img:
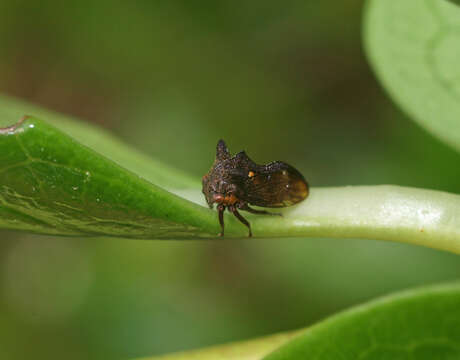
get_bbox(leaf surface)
[364,0,460,153]
[264,283,460,360]
[138,331,302,360]
[138,283,460,360]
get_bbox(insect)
[202,140,309,237]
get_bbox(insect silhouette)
[202,140,309,237]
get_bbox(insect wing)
[243,162,309,207]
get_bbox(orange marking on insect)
[213,194,238,205]
[213,194,224,203]
[248,171,255,178]
[293,179,309,198]
[223,194,238,205]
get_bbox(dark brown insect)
[202,140,309,237]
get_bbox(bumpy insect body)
[202,140,309,237]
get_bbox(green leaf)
[0,116,220,238]
[263,282,460,360]
[135,283,460,360]
[1,95,460,247]
[137,330,303,360]
[364,0,460,153]
[0,95,198,190]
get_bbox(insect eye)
[248,171,255,178]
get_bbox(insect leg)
[217,204,225,237]
[229,205,252,237]
[237,203,282,217]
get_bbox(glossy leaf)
[137,283,460,360]
[364,0,460,153]
[0,95,198,190]
[0,114,220,238]
[1,96,460,247]
[264,282,460,359]
[138,331,303,360]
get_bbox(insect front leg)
[217,204,225,237]
[237,202,282,217]
[228,205,252,237]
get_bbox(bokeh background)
[1,1,460,359]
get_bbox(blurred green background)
[1,1,460,359]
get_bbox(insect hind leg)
[238,203,282,217]
[217,204,225,236]
[229,205,252,237]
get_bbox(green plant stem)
[176,185,460,253]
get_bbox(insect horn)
[216,139,231,160]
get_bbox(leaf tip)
[0,115,33,135]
